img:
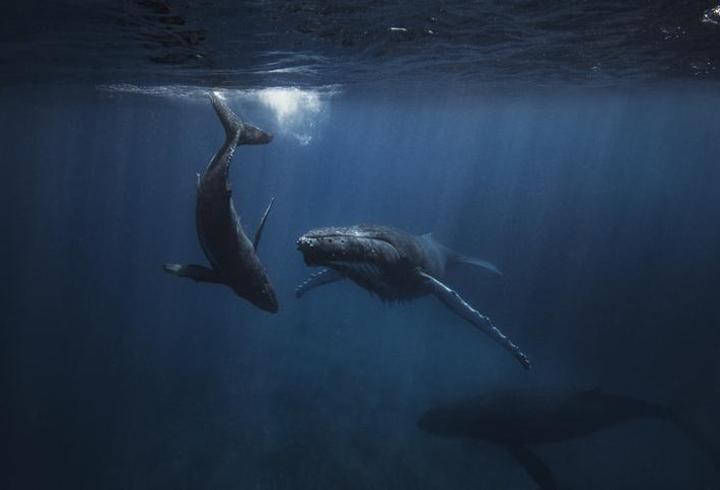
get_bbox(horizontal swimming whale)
[295,225,530,369]
[418,387,718,489]
[164,93,278,313]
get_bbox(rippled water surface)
[3,0,720,88]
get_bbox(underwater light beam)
[250,86,332,145]
[255,87,322,125]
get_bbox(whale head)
[246,280,279,313]
[296,225,402,269]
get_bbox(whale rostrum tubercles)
[295,224,530,369]
[164,92,278,313]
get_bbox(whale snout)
[297,229,388,267]
[263,296,279,313]
[255,285,279,313]
[296,235,315,251]
[297,235,324,266]
[297,232,350,253]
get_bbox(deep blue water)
[3,85,720,489]
[3,2,720,489]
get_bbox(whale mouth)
[328,260,384,278]
[296,232,398,269]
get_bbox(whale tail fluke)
[209,91,273,145]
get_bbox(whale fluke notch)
[253,196,275,251]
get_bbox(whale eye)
[327,238,333,243]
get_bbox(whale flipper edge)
[296,268,344,298]
[418,270,531,369]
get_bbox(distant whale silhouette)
[418,387,718,489]
[164,92,278,313]
[296,224,530,368]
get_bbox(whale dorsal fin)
[454,254,503,276]
[253,197,276,251]
[163,264,223,284]
[421,233,503,276]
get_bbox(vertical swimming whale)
[164,92,279,313]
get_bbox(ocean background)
[3,2,720,489]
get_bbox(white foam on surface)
[99,84,339,145]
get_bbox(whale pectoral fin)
[253,196,276,251]
[163,264,223,284]
[417,270,531,369]
[507,445,557,490]
[296,268,344,298]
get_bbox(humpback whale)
[418,387,718,489]
[295,225,530,369]
[164,93,278,313]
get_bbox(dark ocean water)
[3,2,720,490]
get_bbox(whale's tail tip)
[209,91,273,145]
